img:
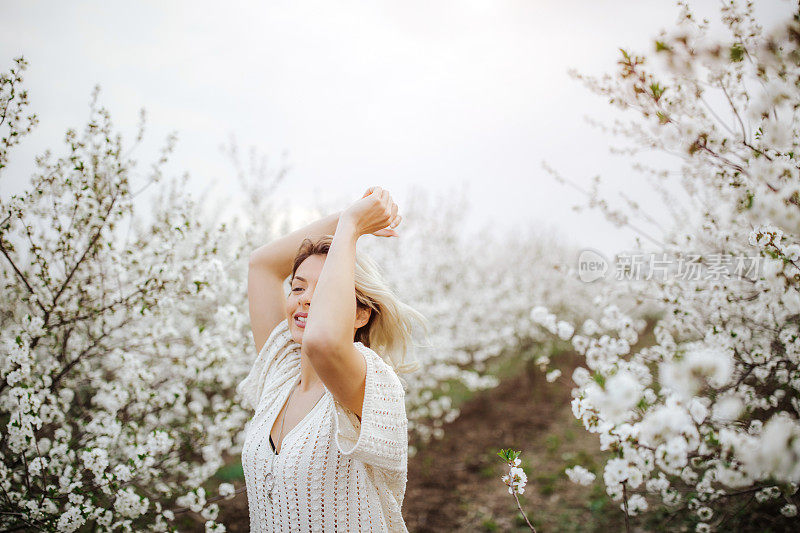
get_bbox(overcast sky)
[0,0,794,257]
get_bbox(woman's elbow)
[249,249,277,271]
[301,333,348,359]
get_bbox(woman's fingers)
[369,187,391,219]
[373,227,399,237]
[357,186,401,235]
[381,191,390,213]
[373,228,397,237]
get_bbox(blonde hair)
[291,235,430,378]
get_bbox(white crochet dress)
[237,318,410,532]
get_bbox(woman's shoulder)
[237,317,300,410]
[353,341,407,396]
[266,317,291,345]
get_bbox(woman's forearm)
[249,210,343,280]
[301,216,361,348]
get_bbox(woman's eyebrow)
[293,276,307,282]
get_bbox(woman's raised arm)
[249,210,343,278]
[248,210,343,353]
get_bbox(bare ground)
[401,350,624,533]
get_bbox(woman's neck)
[298,354,324,392]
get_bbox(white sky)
[0,0,794,257]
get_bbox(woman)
[237,186,428,532]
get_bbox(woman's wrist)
[335,213,362,241]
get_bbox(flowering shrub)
[523,0,800,530]
[0,57,253,531]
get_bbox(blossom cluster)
[501,456,528,496]
[565,465,596,486]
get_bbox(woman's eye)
[291,287,303,292]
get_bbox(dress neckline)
[270,375,329,455]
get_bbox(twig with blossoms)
[497,449,536,532]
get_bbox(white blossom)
[546,369,562,383]
[565,465,596,486]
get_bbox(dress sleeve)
[236,318,297,411]
[332,342,409,472]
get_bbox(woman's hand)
[341,186,402,238]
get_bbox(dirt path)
[402,350,622,532]
[403,356,563,531]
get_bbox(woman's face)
[286,254,371,345]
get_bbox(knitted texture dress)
[237,318,410,532]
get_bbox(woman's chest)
[270,385,328,453]
[244,384,334,463]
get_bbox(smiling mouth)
[293,314,307,328]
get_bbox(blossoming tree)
[505,1,800,530]
[0,56,256,532]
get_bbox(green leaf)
[730,43,745,62]
[650,82,666,101]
